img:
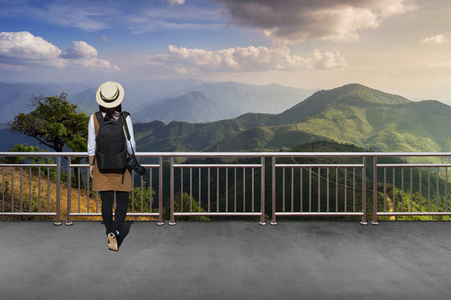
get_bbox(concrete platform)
[1,221,451,300]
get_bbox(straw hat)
[96,81,125,108]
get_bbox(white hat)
[96,81,125,108]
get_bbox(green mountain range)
[133,83,451,153]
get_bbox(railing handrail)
[4,151,451,158]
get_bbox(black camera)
[126,155,146,176]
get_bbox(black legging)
[100,191,129,235]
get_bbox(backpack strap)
[95,111,105,127]
[120,112,134,155]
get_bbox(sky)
[1,0,451,101]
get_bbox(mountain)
[134,91,227,124]
[131,83,451,153]
[0,82,83,122]
[168,82,313,120]
[0,80,313,124]
[127,78,205,101]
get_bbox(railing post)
[360,156,368,225]
[157,157,164,225]
[372,156,379,225]
[169,157,176,226]
[54,156,62,226]
[259,157,266,225]
[271,157,277,225]
[66,156,73,226]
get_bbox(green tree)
[9,93,89,153]
[9,93,89,187]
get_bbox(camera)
[126,155,146,176]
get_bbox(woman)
[87,81,136,252]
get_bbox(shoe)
[107,232,119,252]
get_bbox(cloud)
[167,0,185,5]
[0,31,61,64]
[420,34,448,44]
[147,44,345,73]
[96,35,113,42]
[62,41,97,59]
[214,0,417,43]
[0,31,118,70]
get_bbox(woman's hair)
[99,104,122,121]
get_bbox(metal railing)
[2,152,451,225]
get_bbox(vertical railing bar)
[392,168,395,213]
[335,167,338,213]
[2,168,4,212]
[428,167,431,212]
[344,168,347,213]
[38,167,41,213]
[66,157,72,225]
[234,168,237,213]
[20,167,23,212]
[353,168,356,213]
[190,168,193,213]
[169,157,175,225]
[309,167,312,213]
[55,157,61,225]
[226,168,229,213]
[158,157,163,225]
[300,167,303,213]
[77,167,80,213]
[87,167,90,214]
[141,174,144,213]
[150,167,153,212]
[11,167,14,212]
[252,168,255,213]
[217,168,219,213]
[317,167,320,213]
[401,168,404,213]
[260,157,265,225]
[446,167,449,213]
[419,167,422,212]
[131,170,135,213]
[361,157,367,225]
[243,167,247,213]
[410,167,413,213]
[291,167,294,213]
[199,167,201,213]
[47,167,50,213]
[283,167,286,213]
[208,168,211,213]
[180,168,183,213]
[383,168,386,212]
[372,157,378,225]
[327,168,329,213]
[271,157,276,225]
[436,167,439,212]
[29,167,32,213]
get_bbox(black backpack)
[95,111,129,173]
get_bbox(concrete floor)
[1,221,451,300]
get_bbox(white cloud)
[420,34,448,45]
[0,31,61,63]
[0,31,118,71]
[147,44,345,73]
[214,0,417,43]
[167,0,185,5]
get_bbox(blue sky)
[1,0,451,101]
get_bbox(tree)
[9,93,89,153]
[9,93,89,187]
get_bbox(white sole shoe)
[107,233,118,252]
